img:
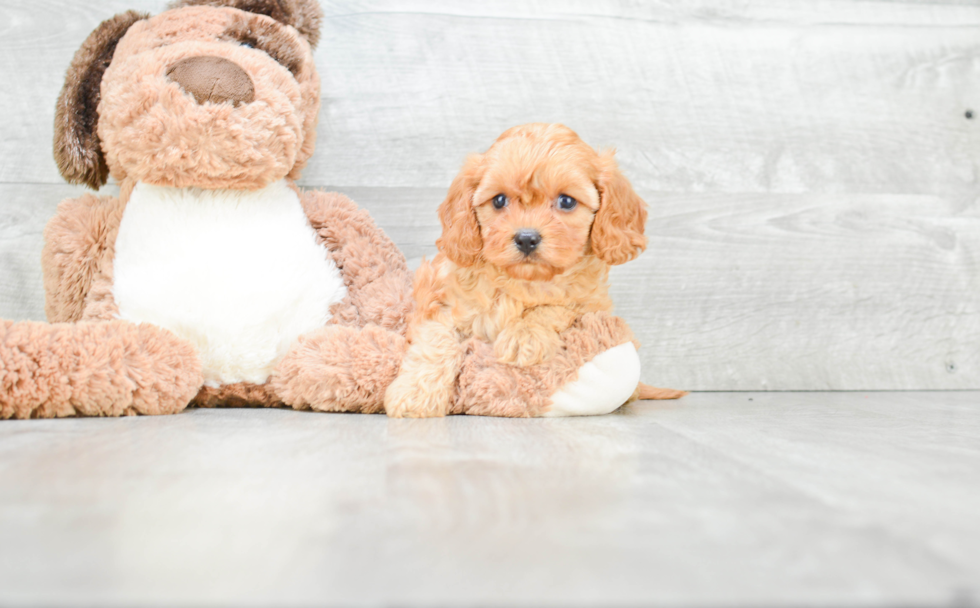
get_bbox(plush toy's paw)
[1,319,202,419]
[273,324,405,414]
[541,342,641,417]
[494,322,560,367]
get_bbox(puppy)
[384,123,680,418]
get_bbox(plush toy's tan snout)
[166,55,256,106]
[54,0,323,191]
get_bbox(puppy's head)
[437,123,647,281]
[54,0,322,190]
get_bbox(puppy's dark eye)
[557,194,578,211]
[492,194,508,209]
[240,41,255,49]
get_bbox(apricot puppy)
[384,123,665,418]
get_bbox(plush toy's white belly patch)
[113,180,346,387]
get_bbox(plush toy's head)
[54,0,323,191]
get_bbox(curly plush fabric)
[0,320,202,419]
[274,323,407,413]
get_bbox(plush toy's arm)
[300,190,413,332]
[41,194,125,323]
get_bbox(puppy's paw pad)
[541,342,641,417]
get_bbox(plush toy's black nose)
[514,229,542,255]
[166,56,255,106]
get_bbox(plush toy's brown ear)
[168,0,323,48]
[53,11,147,190]
[436,154,485,267]
[591,150,648,265]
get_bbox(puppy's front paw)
[383,372,450,418]
[494,323,560,367]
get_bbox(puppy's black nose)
[514,229,542,255]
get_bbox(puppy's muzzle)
[167,56,255,106]
[514,229,542,256]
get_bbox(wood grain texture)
[307,1,980,195]
[0,393,978,605]
[0,0,978,390]
[0,0,978,192]
[630,191,980,390]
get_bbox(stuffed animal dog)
[384,124,685,417]
[0,0,412,418]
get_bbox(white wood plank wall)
[0,1,978,390]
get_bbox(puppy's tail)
[636,382,688,400]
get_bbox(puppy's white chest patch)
[113,180,346,387]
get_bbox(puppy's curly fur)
[384,123,663,418]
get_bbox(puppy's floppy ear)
[436,154,485,267]
[591,150,648,265]
[169,0,323,48]
[53,11,147,190]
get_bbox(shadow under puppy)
[0,0,412,418]
[385,123,685,418]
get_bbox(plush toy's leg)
[0,319,202,419]
[541,342,640,417]
[272,323,406,414]
[454,312,642,417]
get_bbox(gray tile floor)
[1,392,978,606]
